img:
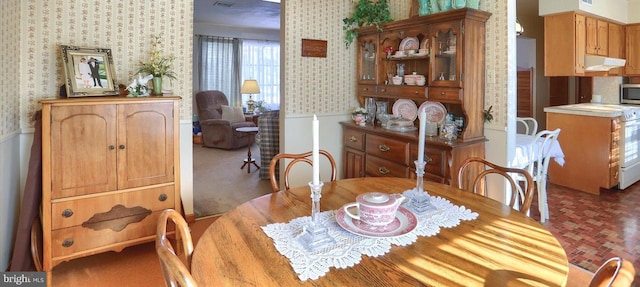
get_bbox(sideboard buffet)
[343,8,491,186]
[39,96,182,273]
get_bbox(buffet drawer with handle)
[51,185,175,230]
[365,134,409,165]
[365,155,410,178]
[343,128,365,151]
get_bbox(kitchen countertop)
[544,103,631,118]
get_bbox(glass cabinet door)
[430,21,461,87]
[357,34,378,84]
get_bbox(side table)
[236,127,260,173]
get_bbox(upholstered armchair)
[195,90,256,150]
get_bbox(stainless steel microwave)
[621,84,640,104]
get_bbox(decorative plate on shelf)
[418,101,447,124]
[420,38,430,50]
[399,37,419,51]
[392,99,418,121]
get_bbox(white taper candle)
[418,110,426,164]
[312,114,320,185]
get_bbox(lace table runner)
[261,189,479,281]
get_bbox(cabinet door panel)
[51,105,117,198]
[117,103,175,189]
[343,148,365,178]
[626,24,640,75]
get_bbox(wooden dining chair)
[457,157,535,215]
[269,150,337,192]
[567,257,636,287]
[513,128,561,223]
[516,117,538,136]
[156,209,197,287]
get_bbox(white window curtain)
[197,36,241,106]
[240,40,280,109]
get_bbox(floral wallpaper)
[283,0,509,128]
[0,0,21,137]
[283,0,414,116]
[9,0,193,132]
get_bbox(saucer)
[336,206,418,238]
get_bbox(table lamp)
[241,79,261,114]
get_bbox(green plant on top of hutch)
[342,8,491,188]
[343,0,393,48]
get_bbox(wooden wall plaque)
[301,39,327,57]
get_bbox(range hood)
[584,55,626,71]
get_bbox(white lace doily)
[261,190,478,281]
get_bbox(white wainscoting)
[0,131,22,270]
[282,114,351,189]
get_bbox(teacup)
[343,192,406,226]
[404,75,416,85]
[418,48,428,55]
[392,76,403,85]
[394,51,405,57]
[406,49,416,56]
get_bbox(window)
[241,40,280,109]
[197,36,280,110]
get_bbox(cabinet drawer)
[366,155,410,178]
[344,128,365,151]
[411,145,447,178]
[51,210,161,258]
[51,185,175,230]
[357,85,377,96]
[378,85,426,99]
[427,87,462,103]
[366,134,409,165]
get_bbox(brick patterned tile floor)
[529,181,640,284]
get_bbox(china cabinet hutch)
[39,97,182,273]
[342,8,490,186]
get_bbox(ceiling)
[193,0,280,30]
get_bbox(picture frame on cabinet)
[61,45,119,97]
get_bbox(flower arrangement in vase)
[136,35,177,96]
[351,107,368,126]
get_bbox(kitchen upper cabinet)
[625,24,640,75]
[586,17,608,56]
[544,12,585,76]
[608,22,624,75]
[544,12,625,76]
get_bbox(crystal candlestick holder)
[297,181,336,252]
[408,160,434,214]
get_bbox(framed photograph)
[61,45,118,97]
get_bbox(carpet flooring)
[192,143,273,217]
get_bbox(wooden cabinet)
[544,12,627,76]
[608,22,624,75]
[341,122,484,185]
[357,32,380,85]
[586,17,608,56]
[546,112,619,195]
[347,8,489,185]
[41,97,181,272]
[544,12,586,76]
[625,24,640,75]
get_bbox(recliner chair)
[195,90,256,150]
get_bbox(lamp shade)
[516,19,524,36]
[241,80,261,94]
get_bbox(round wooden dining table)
[191,177,569,286]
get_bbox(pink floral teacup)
[343,192,405,226]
